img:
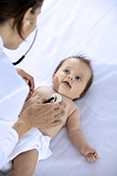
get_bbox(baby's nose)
[67,75,73,80]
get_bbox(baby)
[10,56,99,176]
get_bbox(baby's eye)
[63,69,70,74]
[75,76,81,81]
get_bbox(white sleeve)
[0,52,29,124]
[0,50,29,167]
[0,124,18,169]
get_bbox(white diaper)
[2,128,52,171]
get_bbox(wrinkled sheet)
[5,0,117,176]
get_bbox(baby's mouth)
[62,81,71,89]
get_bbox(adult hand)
[16,68,35,98]
[22,94,65,128]
[14,100,65,138]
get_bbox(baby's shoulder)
[63,97,78,115]
[30,86,54,103]
[34,86,54,96]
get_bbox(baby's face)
[53,58,91,100]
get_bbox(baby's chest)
[53,97,76,129]
[41,98,76,137]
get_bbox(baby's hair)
[53,55,93,100]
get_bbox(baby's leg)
[10,149,39,176]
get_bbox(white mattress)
[5,0,117,176]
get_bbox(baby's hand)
[81,145,99,162]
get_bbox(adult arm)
[0,53,29,168]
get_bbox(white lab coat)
[0,36,29,169]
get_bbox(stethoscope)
[12,29,38,66]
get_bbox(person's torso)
[30,86,76,138]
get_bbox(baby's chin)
[53,84,78,100]
[55,87,73,100]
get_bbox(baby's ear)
[52,75,59,91]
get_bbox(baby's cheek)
[53,75,60,90]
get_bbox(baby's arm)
[66,108,99,162]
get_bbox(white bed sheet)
[4,0,117,176]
